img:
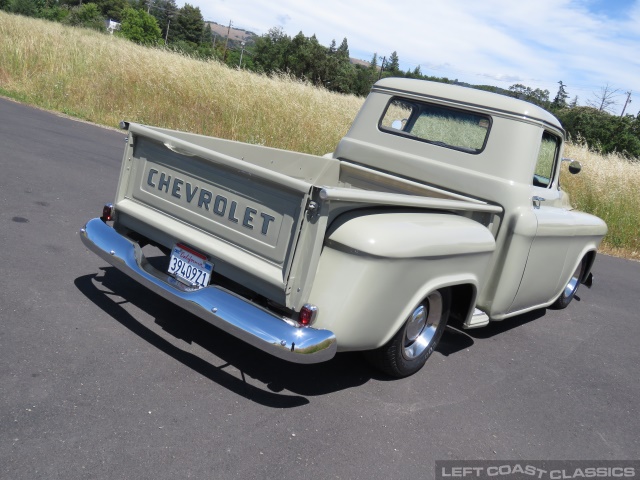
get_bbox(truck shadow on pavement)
[75,267,376,407]
[436,308,546,357]
[75,266,544,405]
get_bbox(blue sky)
[182,0,640,114]
[584,0,636,19]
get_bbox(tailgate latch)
[306,200,319,219]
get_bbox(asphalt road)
[1,97,639,480]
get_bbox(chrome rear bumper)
[79,218,337,364]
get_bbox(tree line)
[2,0,638,157]
[1,0,217,55]
[479,81,640,158]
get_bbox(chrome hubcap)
[564,262,582,298]
[402,291,443,360]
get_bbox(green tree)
[326,38,354,93]
[172,3,204,46]
[552,80,569,109]
[286,32,323,79]
[369,53,378,70]
[117,7,161,45]
[59,0,86,7]
[64,3,105,31]
[7,0,44,16]
[323,37,351,90]
[352,64,373,96]
[149,0,178,43]
[508,83,550,108]
[37,0,68,21]
[508,83,531,99]
[128,0,146,9]
[367,53,379,84]
[332,62,356,93]
[40,5,68,21]
[201,22,213,44]
[337,37,349,60]
[556,106,640,157]
[386,51,400,76]
[252,27,292,73]
[92,0,128,22]
[170,39,197,55]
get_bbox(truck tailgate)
[114,123,317,305]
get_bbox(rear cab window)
[380,98,491,154]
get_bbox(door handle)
[532,196,546,209]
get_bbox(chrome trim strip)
[318,187,503,214]
[79,218,337,364]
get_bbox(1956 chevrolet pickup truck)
[80,78,607,377]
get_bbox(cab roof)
[373,78,563,131]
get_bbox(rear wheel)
[365,288,451,378]
[551,257,586,309]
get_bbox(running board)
[463,308,490,329]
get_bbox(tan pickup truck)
[80,78,607,377]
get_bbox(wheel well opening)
[581,251,597,283]
[447,283,476,328]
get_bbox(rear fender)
[309,211,496,350]
[326,210,496,259]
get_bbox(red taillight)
[101,203,114,222]
[299,304,318,326]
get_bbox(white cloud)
[185,0,639,112]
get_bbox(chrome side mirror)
[562,157,582,174]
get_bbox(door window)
[533,131,560,187]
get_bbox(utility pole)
[223,20,232,62]
[620,91,632,117]
[378,56,386,80]
[164,19,170,45]
[239,42,246,68]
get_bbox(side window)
[380,98,490,154]
[533,131,560,188]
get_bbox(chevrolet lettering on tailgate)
[144,166,277,237]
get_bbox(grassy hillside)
[0,12,362,154]
[0,12,638,260]
[562,143,639,259]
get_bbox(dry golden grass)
[561,143,640,260]
[0,12,362,154]
[1,12,638,259]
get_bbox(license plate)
[168,244,213,289]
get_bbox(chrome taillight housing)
[299,304,318,327]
